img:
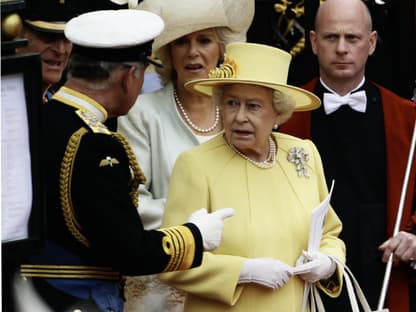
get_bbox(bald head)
[309,0,378,94]
[315,0,373,33]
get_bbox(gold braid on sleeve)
[111,132,146,209]
[60,127,91,247]
[158,226,196,272]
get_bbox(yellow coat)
[160,133,345,312]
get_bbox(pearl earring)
[273,123,279,130]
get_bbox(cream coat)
[160,133,346,312]
[118,82,200,230]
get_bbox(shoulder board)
[75,109,111,135]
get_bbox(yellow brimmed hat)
[185,42,321,112]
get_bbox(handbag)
[306,257,389,312]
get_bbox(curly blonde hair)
[154,27,241,86]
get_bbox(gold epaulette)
[20,264,120,280]
[60,128,147,247]
[60,110,147,247]
[158,226,196,272]
[75,109,111,134]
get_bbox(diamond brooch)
[287,147,310,178]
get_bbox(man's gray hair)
[67,54,145,90]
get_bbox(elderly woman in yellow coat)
[159,42,346,311]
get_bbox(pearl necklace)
[174,89,220,133]
[226,135,277,169]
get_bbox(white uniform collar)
[53,86,108,122]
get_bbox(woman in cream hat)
[158,42,346,311]
[117,1,254,310]
[119,0,254,231]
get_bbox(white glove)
[238,258,293,290]
[295,251,336,283]
[187,208,235,251]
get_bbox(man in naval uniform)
[20,9,234,312]
[16,0,128,104]
[280,0,416,311]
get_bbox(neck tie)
[323,90,367,115]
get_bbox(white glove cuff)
[238,260,252,284]
[321,256,337,280]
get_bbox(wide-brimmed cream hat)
[136,0,255,56]
[185,42,321,112]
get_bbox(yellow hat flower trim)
[208,54,237,79]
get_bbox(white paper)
[307,179,335,253]
[294,180,335,312]
[292,180,335,275]
[1,73,33,242]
